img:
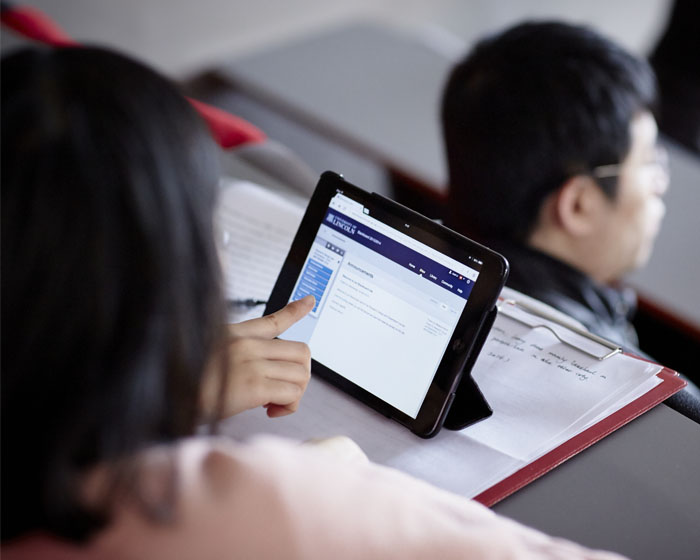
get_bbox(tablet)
[265,172,508,437]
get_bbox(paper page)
[466,308,661,461]
[573,375,662,433]
[463,374,663,498]
[215,179,305,322]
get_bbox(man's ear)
[552,175,606,236]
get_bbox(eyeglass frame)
[591,144,670,180]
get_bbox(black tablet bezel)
[265,171,508,437]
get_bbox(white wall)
[2,0,671,79]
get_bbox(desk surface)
[218,21,453,194]
[493,403,700,560]
[217,21,700,330]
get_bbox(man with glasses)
[441,21,698,420]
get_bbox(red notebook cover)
[474,364,685,507]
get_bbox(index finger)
[232,295,315,339]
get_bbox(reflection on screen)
[281,193,481,418]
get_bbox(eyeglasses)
[592,145,669,180]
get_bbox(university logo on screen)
[326,212,357,235]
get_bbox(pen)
[227,298,268,308]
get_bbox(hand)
[202,295,315,419]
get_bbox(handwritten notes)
[466,307,661,461]
[488,324,606,381]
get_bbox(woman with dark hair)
[1,43,313,542]
[1,45,622,559]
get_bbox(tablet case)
[443,306,496,430]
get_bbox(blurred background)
[2,0,698,374]
[0,0,672,78]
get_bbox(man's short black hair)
[441,21,657,242]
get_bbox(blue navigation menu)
[293,258,333,313]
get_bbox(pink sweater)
[3,436,626,559]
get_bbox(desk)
[493,403,700,560]
[213,20,700,338]
[215,21,453,196]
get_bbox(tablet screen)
[280,192,482,419]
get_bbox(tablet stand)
[443,306,497,430]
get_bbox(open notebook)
[215,178,684,505]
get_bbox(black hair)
[1,46,225,541]
[441,21,657,242]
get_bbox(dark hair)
[1,46,225,541]
[441,21,657,242]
